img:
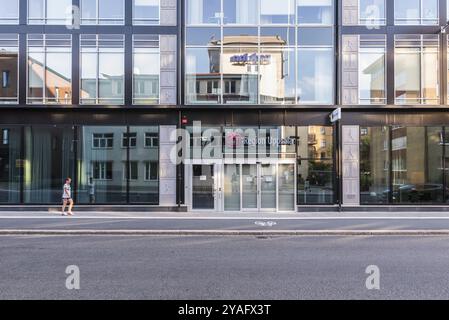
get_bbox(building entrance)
[186,160,296,213]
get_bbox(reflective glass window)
[27,34,72,104]
[0,35,18,104]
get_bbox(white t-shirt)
[63,183,72,199]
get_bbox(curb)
[2,229,449,236]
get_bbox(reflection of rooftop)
[210,35,287,47]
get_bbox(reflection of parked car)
[382,184,447,203]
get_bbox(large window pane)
[296,126,333,159]
[133,35,160,105]
[260,47,295,104]
[186,47,221,104]
[422,47,439,105]
[223,0,258,25]
[0,127,21,204]
[46,0,72,25]
[0,0,19,24]
[359,35,386,104]
[129,126,159,204]
[360,127,390,204]
[133,0,160,25]
[186,0,221,25]
[359,0,386,26]
[297,160,334,204]
[27,35,72,104]
[81,0,124,25]
[260,27,295,46]
[260,0,294,25]
[395,35,439,105]
[78,126,127,204]
[81,0,97,24]
[45,51,72,104]
[28,0,45,24]
[28,0,72,24]
[395,0,438,25]
[24,126,75,204]
[80,52,98,104]
[223,46,258,104]
[297,126,334,205]
[99,0,124,25]
[99,52,124,104]
[27,51,45,101]
[0,35,19,104]
[80,35,125,105]
[297,48,333,104]
[297,0,334,25]
[392,127,444,204]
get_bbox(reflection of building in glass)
[190,35,292,104]
[361,126,447,204]
[79,127,159,204]
[361,55,385,103]
[28,56,71,104]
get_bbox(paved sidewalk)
[0,209,449,220]
[2,209,449,219]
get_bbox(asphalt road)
[3,217,449,231]
[1,235,449,299]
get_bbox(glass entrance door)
[225,162,295,212]
[242,164,258,210]
[260,164,277,211]
[192,164,216,210]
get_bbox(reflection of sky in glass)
[99,0,124,19]
[134,0,159,19]
[359,49,384,100]
[81,53,96,78]
[134,51,159,75]
[223,0,258,24]
[46,52,71,79]
[395,0,420,19]
[1,0,19,18]
[360,0,385,20]
[297,0,334,25]
[187,0,221,24]
[395,0,438,22]
[47,0,72,20]
[81,0,96,18]
[260,0,294,24]
[186,48,219,74]
[99,53,124,78]
[297,48,333,104]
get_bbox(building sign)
[230,53,271,66]
[225,131,295,148]
[330,108,342,123]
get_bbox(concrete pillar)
[159,125,177,206]
[160,0,177,26]
[160,35,177,105]
[342,125,360,206]
[342,0,359,25]
[341,35,359,105]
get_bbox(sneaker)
[67,212,74,216]
[61,212,67,216]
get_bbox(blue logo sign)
[230,53,271,65]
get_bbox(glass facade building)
[2,0,449,211]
